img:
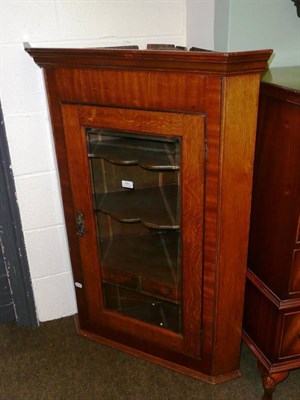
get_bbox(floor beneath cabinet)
[0,316,299,400]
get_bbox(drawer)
[279,311,300,359]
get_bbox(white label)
[75,282,83,289]
[122,180,134,189]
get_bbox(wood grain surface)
[26,46,271,380]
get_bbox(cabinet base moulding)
[78,325,241,384]
[243,330,300,374]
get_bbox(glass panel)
[104,283,181,332]
[87,128,182,333]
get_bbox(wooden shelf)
[88,137,180,171]
[94,184,180,229]
[100,231,180,303]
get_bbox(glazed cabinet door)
[61,104,204,357]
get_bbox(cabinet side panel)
[213,74,261,375]
[243,279,283,363]
[248,93,300,298]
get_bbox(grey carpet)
[0,317,299,400]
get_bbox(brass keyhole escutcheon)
[76,210,85,237]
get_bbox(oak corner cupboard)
[25,44,271,383]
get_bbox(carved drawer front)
[279,311,300,359]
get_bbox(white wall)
[215,0,300,67]
[2,0,298,323]
[186,0,215,49]
[214,0,230,52]
[0,0,186,322]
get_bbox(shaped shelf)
[100,231,180,303]
[88,137,180,171]
[94,184,180,230]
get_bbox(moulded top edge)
[24,43,273,75]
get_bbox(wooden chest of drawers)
[243,66,300,399]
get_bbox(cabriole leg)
[258,361,289,400]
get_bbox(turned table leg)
[257,361,289,400]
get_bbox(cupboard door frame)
[61,104,205,357]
